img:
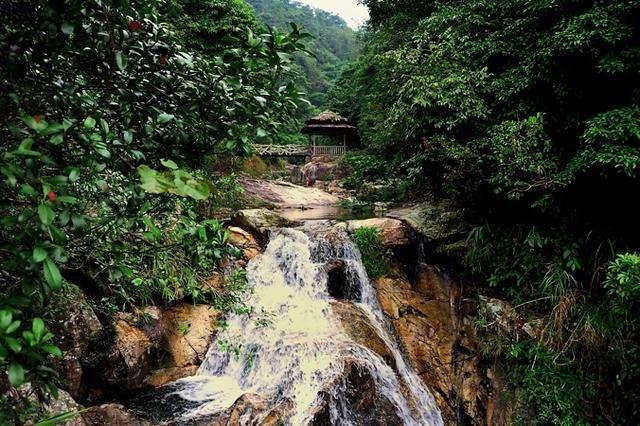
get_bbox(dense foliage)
[248,0,359,106]
[331,0,640,422]
[0,0,309,420]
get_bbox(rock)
[373,265,506,424]
[81,403,149,425]
[161,304,220,367]
[113,318,152,370]
[346,218,413,247]
[301,160,340,186]
[204,393,292,426]
[144,365,199,388]
[42,388,86,426]
[310,359,401,426]
[482,297,543,340]
[330,301,394,368]
[227,226,262,260]
[100,317,153,388]
[48,284,102,399]
[231,208,294,240]
[386,199,467,249]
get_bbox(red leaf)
[33,115,43,123]
[47,191,57,202]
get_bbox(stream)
[132,220,442,425]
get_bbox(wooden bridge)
[252,144,346,157]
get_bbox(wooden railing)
[252,144,309,157]
[252,144,347,157]
[311,145,346,157]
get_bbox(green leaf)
[5,320,21,335]
[38,204,55,226]
[115,52,127,71]
[0,310,12,330]
[5,337,22,353]
[161,159,178,170]
[8,362,25,387]
[69,168,80,182]
[35,410,83,426]
[157,113,174,124]
[41,344,62,357]
[32,317,45,341]
[83,117,96,130]
[123,130,133,144]
[43,259,63,290]
[33,246,48,263]
[254,96,267,107]
[50,134,64,145]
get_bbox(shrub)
[353,227,389,279]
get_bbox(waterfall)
[170,224,443,425]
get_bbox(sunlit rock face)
[139,225,442,425]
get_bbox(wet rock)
[386,199,468,262]
[482,297,543,340]
[144,365,199,388]
[38,387,86,426]
[227,226,262,260]
[82,403,149,425]
[100,317,153,388]
[310,359,401,426]
[161,304,220,368]
[301,160,340,186]
[48,284,102,399]
[99,304,219,390]
[374,266,505,424]
[330,301,394,368]
[204,393,292,426]
[346,218,413,247]
[231,208,294,240]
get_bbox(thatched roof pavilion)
[301,111,356,137]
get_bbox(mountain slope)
[247,0,359,106]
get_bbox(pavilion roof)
[301,111,356,135]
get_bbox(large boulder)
[227,226,262,260]
[231,209,294,240]
[330,301,394,368]
[310,359,402,426]
[301,160,341,186]
[386,199,468,259]
[160,304,221,369]
[374,266,506,425]
[99,304,220,390]
[48,284,102,399]
[346,218,413,247]
[82,403,149,425]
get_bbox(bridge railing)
[311,145,346,157]
[252,144,347,157]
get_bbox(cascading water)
[166,223,443,425]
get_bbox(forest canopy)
[329,0,640,422]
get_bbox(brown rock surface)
[227,226,262,260]
[161,304,220,367]
[374,266,506,425]
[82,403,150,425]
[346,218,413,247]
[330,300,394,368]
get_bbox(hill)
[247,0,359,106]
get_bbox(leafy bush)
[0,0,311,419]
[353,227,389,279]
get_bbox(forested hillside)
[248,0,359,106]
[330,0,640,423]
